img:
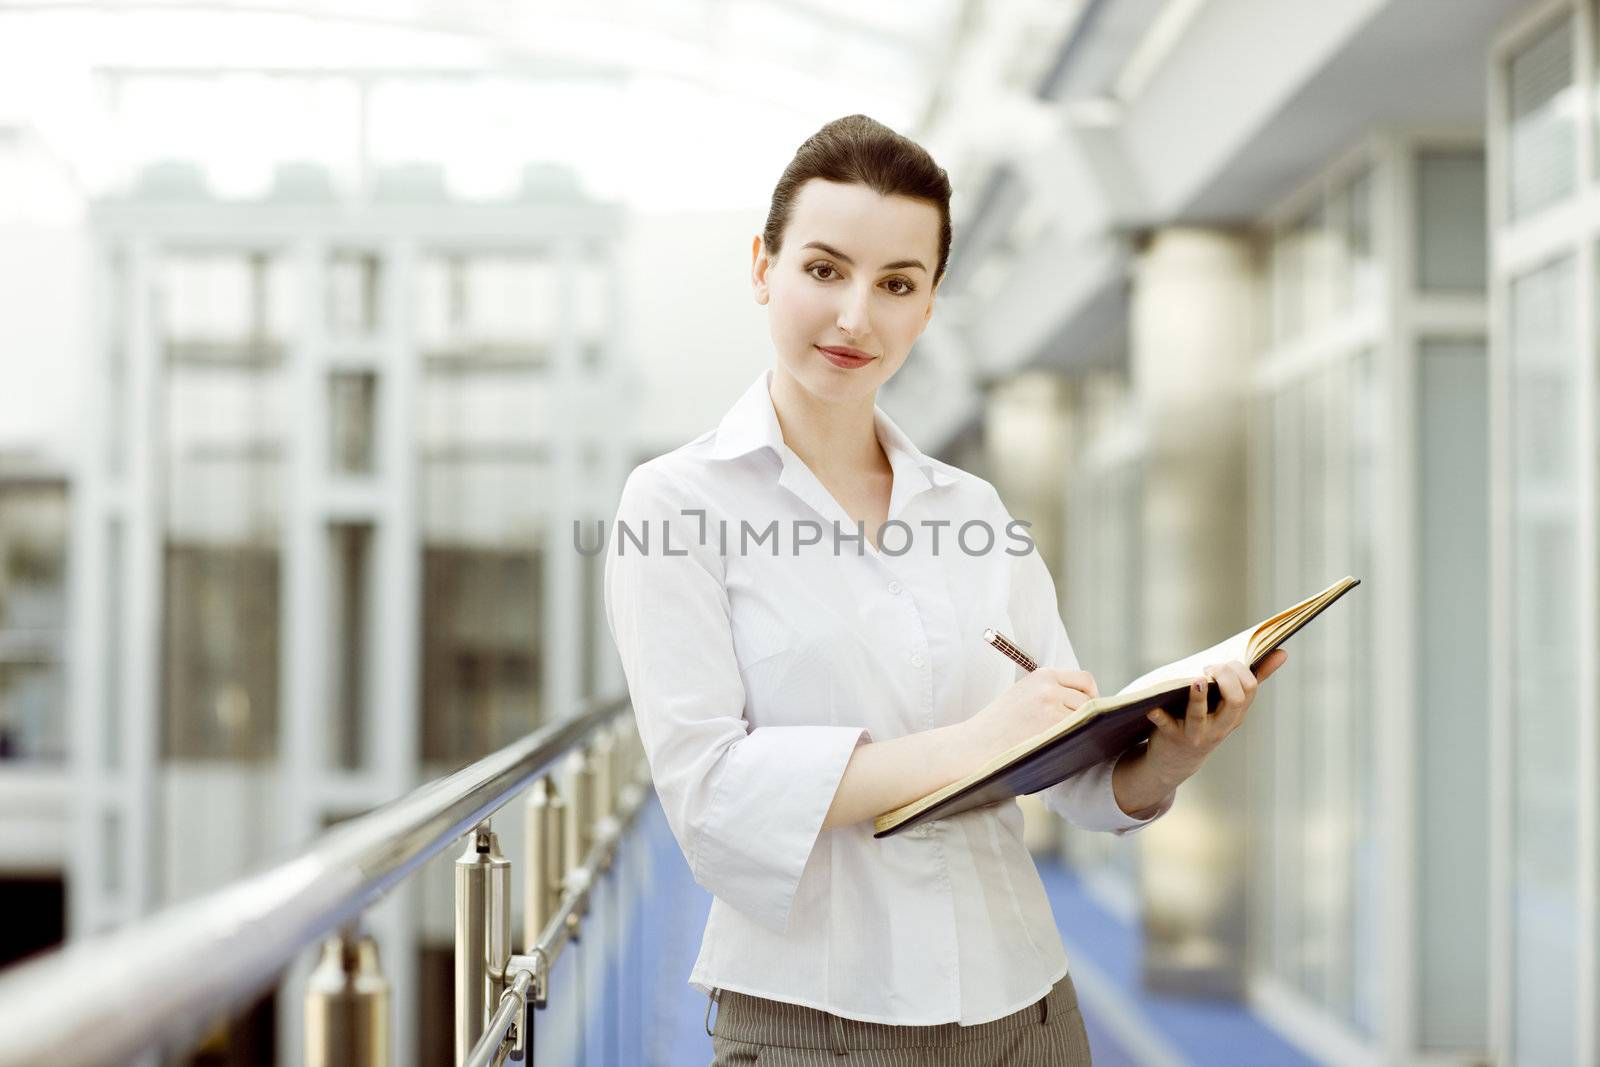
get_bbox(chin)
[790,355,878,398]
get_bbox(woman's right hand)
[963,668,1099,759]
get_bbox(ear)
[751,235,771,305]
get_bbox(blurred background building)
[0,0,1590,1064]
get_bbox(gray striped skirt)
[706,972,1093,1065]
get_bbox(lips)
[816,345,874,368]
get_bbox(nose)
[836,280,873,341]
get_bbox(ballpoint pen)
[982,628,1038,673]
[984,628,1219,702]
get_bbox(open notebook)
[872,575,1361,839]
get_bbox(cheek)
[772,283,833,330]
[804,281,844,315]
[882,300,930,341]
[893,298,929,327]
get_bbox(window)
[1507,16,1577,220]
[1507,256,1580,1065]
[0,480,68,762]
[1416,151,1487,292]
[159,252,287,761]
[419,316,550,762]
[1414,337,1490,1048]
[1258,355,1377,1032]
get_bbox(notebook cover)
[871,576,1360,839]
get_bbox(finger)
[1253,648,1288,682]
[1051,668,1097,694]
[1232,659,1257,697]
[1146,707,1181,737]
[1222,697,1250,735]
[1209,662,1248,739]
[1214,663,1246,712]
[1218,664,1252,731]
[1184,674,1210,739]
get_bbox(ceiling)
[0,0,971,208]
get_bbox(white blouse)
[602,367,1175,1026]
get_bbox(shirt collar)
[709,367,956,491]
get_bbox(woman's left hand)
[1142,649,1288,789]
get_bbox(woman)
[603,114,1286,1066]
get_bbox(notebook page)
[1114,624,1256,697]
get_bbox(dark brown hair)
[762,114,953,287]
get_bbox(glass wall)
[1259,356,1374,1030]
[158,251,290,762]
[327,521,373,772]
[1061,374,1143,892]
[1257,157,1385,1035]
[1255,138,1490,1050]
[1270,165,1376,347]
[1416,152,1488,292]
[1415,337,1490,1049]
[579,529,604,703]
[1507,256,1581,1066]
[1507,14,1576,221]
[1345,347,1382,1040]
[418,252,556,764]
[85,153,623,1043]
[1491,6,1600,1060]
[1412,148,1492,1052]
[0,479,69,762]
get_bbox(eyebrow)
[799,241,928,274]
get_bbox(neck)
[768,365,888,479]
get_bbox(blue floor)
[631,799,1320,1067]
[1036,861,1321,1067]
[641,801,717,1066]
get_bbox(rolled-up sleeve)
[1004,512,1175,836]
[603,463,869,933]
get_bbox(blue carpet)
[626,797,1318,1067]
[645,801,714,1067]
[1036,858,1322,1067]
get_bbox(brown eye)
[884,277,916,296]
[807,263,837,281]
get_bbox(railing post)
[563,748,594,923]
[523,776,565,950]
[454,823,511,1065]
[592,726,615,828]
[487,830,511,1003]
[305,926,389,1067]
[618,720,642,789]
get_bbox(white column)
[1131,227,1256,995]
[281,237,328,835]
[984,372,1076,855]
[372,238,422,1067]
[544,240,583,723]
[595,244,630,700]
[68,232,117,938]
[122,236,161,928]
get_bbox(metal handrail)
[459,763,652,1067]
[465,969,533,1067]
[0,695,631,1067]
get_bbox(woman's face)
[751,178,940,404]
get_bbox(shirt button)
[888,580,903,594]
[911,653,926,669]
